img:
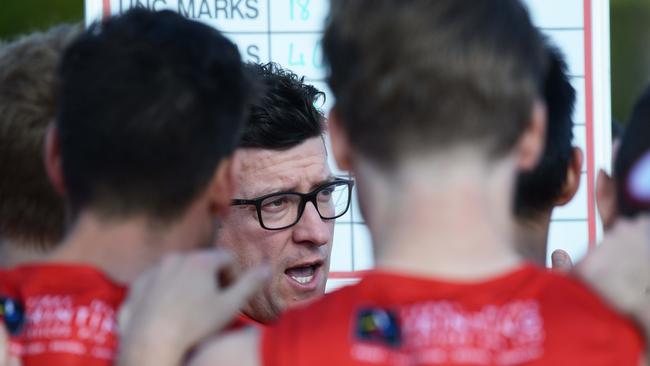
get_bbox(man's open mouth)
[284,261,322,285]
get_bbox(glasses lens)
[316,181,351,219]
[259,193,302,229]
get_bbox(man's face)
[216,137,334,323]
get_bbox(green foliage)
[0,0,83,41]
[611,0,650,124]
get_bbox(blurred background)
[0,0,648,124]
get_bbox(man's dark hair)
[514,44,576,218]
[323,0,547,169]
[612,119,624,141]
[615,85,650,217]
[240,62,325,150]
[57,9,250,221]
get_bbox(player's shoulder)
[0,263,126,298]
[0,267,18,295]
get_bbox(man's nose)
[292,201,331,246]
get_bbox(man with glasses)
[118,1,645,365]
[215,62,352,324]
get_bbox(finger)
[220,265,270,312]
[184,250,240,289]
[129,263,158,298]
[188,249,235,269]
[204,266,270,329]
[119,263,161,333]
[177,265,269,351]
[551,249,573,272]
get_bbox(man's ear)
[208,152,239,217]
[44,123,67,197]
[327,108,353,172]
[596,168,618,230]
[516,99,547,171]
[555,147,584,206]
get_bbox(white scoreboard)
[85,0,612,289]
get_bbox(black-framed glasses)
[232,178,354,230]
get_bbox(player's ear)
[208,152,239,217]
[516,98,547,171]
[328,108,353,172]
[596,168,618,230]
[556,147,584,206]
[44,122,67,197]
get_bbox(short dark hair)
[514,44,576,217]
[615,85,650,217]
[57,9,250,221]
[240,62,325,150]
[0,24,80,247]
[323,0,546,169]
[611,118,624,141]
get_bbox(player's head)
[324,0,546,227]
[0,24,79,256]
[216,63,337,323]
[596,87,650,231]
[515,44,581,219]
[512,44,582,263]
[324,0,546,168]
[612,119,624,144]
[613,86,650,219]
[48,9,250,248]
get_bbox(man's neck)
[0,240,50,268]
[363,154,523,281]
[47,207,212,284]
[514,211,552,266]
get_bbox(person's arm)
[551,216,650,324]
[117,250,268,366]
[576,216,650,325]
[553,216,650,362]
[575,215,650,354]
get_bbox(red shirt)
[0,264,127,366]
[262,264,643,365]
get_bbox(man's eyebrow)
[309,175,337,191]
[247,175,337,198]
[247,181,301,198]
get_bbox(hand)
[117,250,269,366]
[576,215,650,324]
[551,249,573,272]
